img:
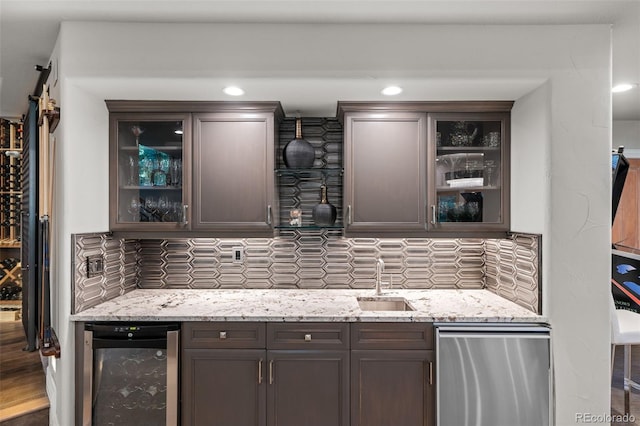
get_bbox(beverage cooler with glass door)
[81,322,180,426]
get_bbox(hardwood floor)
[0,320,48,423]
[0,408,48,426]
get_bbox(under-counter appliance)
[82,322,180,426]
[436,324,552,426]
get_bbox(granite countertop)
[70,289,545,323]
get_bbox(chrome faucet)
[375,258,385,296]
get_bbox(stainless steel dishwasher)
[82,322,180,426]
[436,324,552,426]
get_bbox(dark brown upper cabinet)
[107,101,283,236]
[429,111,511,234]
[341,110,427,233]
[108,109,192,232]
[192,111,279,233]
[338,101,512,237]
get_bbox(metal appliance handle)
[91,337,168,349]
[438,332,550,340]
[436,325,550,334]
[166,329,179,426]
[82,330,93,426]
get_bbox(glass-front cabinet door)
[109,113,191,231]
[428,112,510,232]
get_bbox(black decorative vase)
[312,184,337,226]
[283,118,315,168]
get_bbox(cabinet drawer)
[267,323,350,350]
[182,322,266,349]
[351,323,434,350]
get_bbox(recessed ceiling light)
[381,86,403,96]
[223,86,245,96]
[174,129,183,135]
[612,83,637,93]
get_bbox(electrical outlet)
[232,247,244,264]
[86,255,104,278]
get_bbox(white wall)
[613,120,640,154]
[51,22,611,425]
[511,82,551,235]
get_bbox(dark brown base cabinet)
[182,349,266,426]
[351,350,434,426]
[268,351,349,426]
[350,322,435,426]
[182,322,434,426]
[181,322,351,426]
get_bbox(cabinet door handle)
[269,360,274,385]
[429,361,433,385]
[219,331,227,340]
[182,204,189,226]
[346,205,352,225]
[304,334,312,342]
[430,205,437,225]
[258,359,263,384]
[267,205,272,225]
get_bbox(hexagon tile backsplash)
[72,232,540,314]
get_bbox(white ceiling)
[1,0,639,119]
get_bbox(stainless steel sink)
[357,297,414,311]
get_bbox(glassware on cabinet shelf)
[151,158,167,187]
[172,201,183,223]
[127,196,140,222]
[139,158,153,187]
[437,153,485,189]
[437,192,483,223]
[482,131,501,148]
[437,120,501,149]
[157,196,170,221]
[127,156,138,186]
[169,158,182,187]
[131,125,144,147]
[289,209,302,227]
[483,160,499,187]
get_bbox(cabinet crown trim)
[106,100,284,121]
[336,101,514,123]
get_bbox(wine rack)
[0,118,22,246]
[0,257,21,299]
